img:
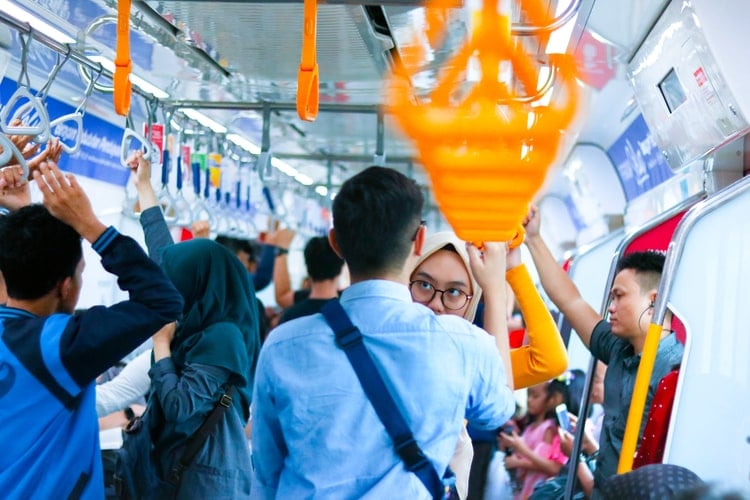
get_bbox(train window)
[657,68,688,114]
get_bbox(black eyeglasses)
[409,280,472,310]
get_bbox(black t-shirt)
[278,298,335,325]
[293,289,311,304]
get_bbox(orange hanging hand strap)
[387,0,580,244]
[114,0,133,116]
[296,0,319,121]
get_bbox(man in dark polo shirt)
[523,206,683,492]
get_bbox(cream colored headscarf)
[412,231,484,500]
[412,231,483,322]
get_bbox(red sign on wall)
[574,30,618,90]
[143,123,165,166]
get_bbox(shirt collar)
[339,279,412,304]
[623,332,680,369]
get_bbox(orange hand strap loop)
[114,0,132,116]
[509,225,526,250]
[296,0,319,122]
[472,225,525,252]
[388,0,580,244]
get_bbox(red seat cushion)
[633,370,680,468]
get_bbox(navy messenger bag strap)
[320,299,446,500]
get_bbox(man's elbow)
[153,291,184,322]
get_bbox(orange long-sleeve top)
[507,264,568,388]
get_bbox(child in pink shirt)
[499,376,571,499]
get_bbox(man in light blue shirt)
[251,166,516,499]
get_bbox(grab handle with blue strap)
[320,299,455,500]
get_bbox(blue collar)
[339,280,412,304]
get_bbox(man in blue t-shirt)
[0,162,183,499]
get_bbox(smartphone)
[500,424,515,436]
[555,403,572,432]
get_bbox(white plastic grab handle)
[0,87,50,137]
[11,98,52,142]
[120,128,154,168]
[0,134,14,167]
[49,112,84,155]
[15,98,55,143]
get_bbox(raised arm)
[506,245,568,388]
[467,241,513,390]
[269,229,296,308]
[34,161,106,242]
[523,206,600,349]
[33,161,183,384]
[129,151,175,264]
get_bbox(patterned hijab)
[411,231,482,322]
[160,239,260,409]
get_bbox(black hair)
[332,166,423,277]
[0,204,82,300]
[545,368,586,419]
[304,236,344,282]
[215,235,253,258]
[616,250,666,293]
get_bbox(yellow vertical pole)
[617,322,663,473]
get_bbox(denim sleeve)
[139,206,175,266]
[589,320,619,364]
[60,229,183,386]
[149,358,232,425]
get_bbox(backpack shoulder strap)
[166,385,235,486]
[320,299,445,500]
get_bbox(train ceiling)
[3,0,669,203]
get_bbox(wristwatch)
[275,247,289,257]
[123,406,135,423]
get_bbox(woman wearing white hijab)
[410,231,567,498]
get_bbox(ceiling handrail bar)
[511,0,582,36]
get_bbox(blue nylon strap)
[320,299,445,500]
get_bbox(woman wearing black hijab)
[129,152,259,497]
[148,239,259,497]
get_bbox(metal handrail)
[511,0,582,36]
